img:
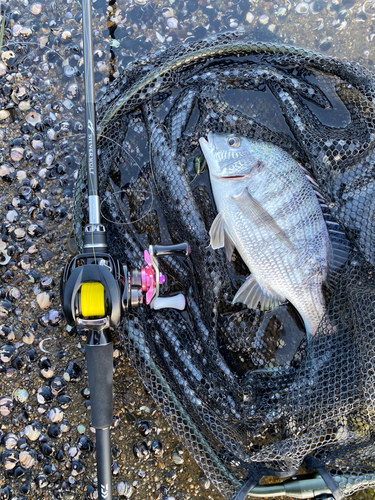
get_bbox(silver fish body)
[199,133,330,338]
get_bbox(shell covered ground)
[0,0,374,499]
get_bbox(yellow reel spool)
[80,283,105,317]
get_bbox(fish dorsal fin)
[299,164,351,288]
[323,211,352,289]
[231,188,295,251]
[209,212,235,261]
[232,275,284,311]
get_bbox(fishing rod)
[60,1,189,499]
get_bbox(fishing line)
[96,133,155,226]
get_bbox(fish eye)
[227,136,240,148]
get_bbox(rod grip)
[86,342,113,428]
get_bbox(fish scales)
[200,133,330,338]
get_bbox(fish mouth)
[199,133,214,152]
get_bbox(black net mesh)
[73,32,375,498]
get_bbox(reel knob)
[151,294,186,311]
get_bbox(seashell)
[13,228,26,242]
[16,170,27,181]
[0,396,13,416]
[48,423,61,439]
[117,482,134,498]
[20,27,33,39]
[26,347,37,361]
[3,433,18,450]
[363,0,375,17]
[77,424,86,434]
[167,17,178,29]
[50,376,65,395]
[40,441,54,457]
[13,388,28,403]
[165,468,177,482]
[12,24,22,36]
[71,459,85,476]
[66,83,79,100]
[0,62,7,76]
[310,0,324,13]
[37,291,51,310]
[2,51,17,66]
[133,441,149,460]
[31,139,44,150]
[37,386,54,404]
[77,435,94,452]
[19,101,31,111]
[3,451,19,470]
[199,477,211,489]
[23,330,35,344]
[23,422,42,441]
[150,440,163,457]
[35,475,48,488]
[30,2,42,15]
[39,36,48,48]
[0,164,15,178]
[0,300,12,317]
[296,2,310,14]
[11,147,24,162]
[60,421,70,433]
[259,14,269,24]
[172,452,184,464]
[6,210,18,223]
[57,393,71,408]
[162,7,175,17]
[19,450,37,469]
[26,111,42,126]
[64,361,82,382]
[0,252,11,266]
[61,30,72,42]
[69,446,78,457]
[11,355,24,370]
[229,18,239,28]
[48,407,64,422]
[8,286,21,300]
[0,109,10,120]
[137,420,151,436]
[27,223,45,237]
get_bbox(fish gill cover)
[74,31,375,499]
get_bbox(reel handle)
[151,242,190,258]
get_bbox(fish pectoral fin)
[231,188,294,251]
[209,213,235,260]
[232,276,284,311]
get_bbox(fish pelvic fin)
[232,188,295,251]
[232,275,284,311]
[209,212,235,261]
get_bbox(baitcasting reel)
[61,241,190,331]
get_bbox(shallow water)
[0,0,374,499]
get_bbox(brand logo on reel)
[87,119,95,176]
[101,484,108,498]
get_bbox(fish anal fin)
[232,276,284,311]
